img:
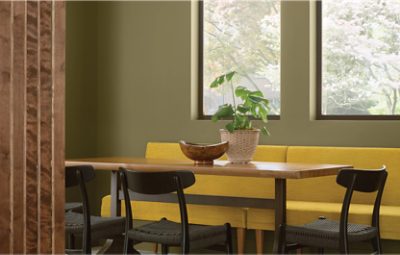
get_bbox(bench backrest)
[286,146,400,206]
[146,143,400,206]
[146,142,287,198]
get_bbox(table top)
[65,157,352,179]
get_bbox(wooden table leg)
[110,170,121,217]
[273,178,286,254]
[255,229,264,255]
[236,227,246,255]
[153,243,158,253]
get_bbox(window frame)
[316,1,400,120]
[197,1,280,120]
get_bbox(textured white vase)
[220,129,260,164]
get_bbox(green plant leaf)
[261,127,270,136]
[234,114,247,129]
[210,74,226,88]
[225,71,236,81]
[250,90,264,97]
[225,122,235,133]
[248,95,264,104]
[235,86,250,98]
[257,103,269,122]
[212,104,234,122]
[237,105,250,114]
[210,78,219,88]
[211,115,218,122]
[247,121,252,129]
[217,75,225,85]
[251,104,258,118]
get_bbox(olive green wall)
[93,0,400,157]
[66,1,98,158]
[67,0,400,159]
[66,1,400,253]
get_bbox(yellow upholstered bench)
[247,146,400,240]
[101,142,288,253]
[101,143,400,252]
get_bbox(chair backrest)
[336,167,387,193]
[65,165,95,188]
[336,167,387,251]
[119,168,195,252]
[65,165,95,254]
[120,169,195,195]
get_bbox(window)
[199,0,281,118]
[318,0,400,119]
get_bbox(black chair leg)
[123,234,129,254]
[161,244,169,255]
[123,236,138,254]
[225,223,233,254]
[339,245,349,254]
[82,235,91,254]
[277,224,286,254]
[67,234,75,250]
[371,236,382,254]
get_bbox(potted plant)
[210,71,270,164]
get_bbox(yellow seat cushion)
[247,201,400,240]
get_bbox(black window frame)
[316,1,400,120]
[197,1,280,120]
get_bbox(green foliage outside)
[203,0,280,116]
[203,0,399,116]
[322,0,400,115]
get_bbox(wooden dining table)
[65,157,351,253]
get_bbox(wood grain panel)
[0,1,65,253]
[52,1,66,253]
[25,1,39,252]
[0,2,12,253]
[12,2,26,253]
[39,1,53,253]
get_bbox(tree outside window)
[320,0,400,116]
[201,0,280,117]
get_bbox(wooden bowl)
[179,140,229,165]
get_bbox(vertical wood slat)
[39,1,53,253]
[0,2,12,253]
[0,1,65,253]
[53,1,66,252]
[25,1,40,253]
[12,1,27,253]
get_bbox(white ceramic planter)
[220,129,260,164]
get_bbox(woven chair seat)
[286,218,378,249]
[65,202,82,212]
[128,218,228,249]
[65,211,125,240]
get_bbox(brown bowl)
[179,140,229,165]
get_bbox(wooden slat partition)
[0,1,65,253]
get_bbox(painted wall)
[94,1,400,157]
[67,0,400,160]
[66,1,400,252]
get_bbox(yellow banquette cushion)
[101,142,288,228]
[101,143,400,240]
[247,146,400,240]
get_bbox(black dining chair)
[65,165,125,254]
[119,167,233,254]
[278,167,388,254]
